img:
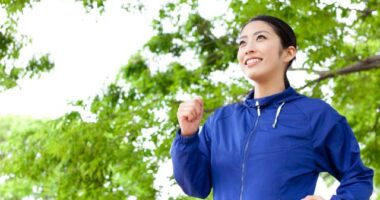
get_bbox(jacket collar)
[243,87,300,108]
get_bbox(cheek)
[237,49,244,64]
[268,42,282,56]
[261,43,276,55]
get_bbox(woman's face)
[237,21,290,83]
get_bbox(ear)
[282,46,297,63]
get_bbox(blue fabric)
[171,87,374,200]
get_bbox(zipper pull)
[256,100,261,116]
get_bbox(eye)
[257,35,266,41]
[237,40,246,47]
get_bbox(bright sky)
[0,0,345,199]
[0,0,160,118]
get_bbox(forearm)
[171,129,212,198]
[331,166,374,200]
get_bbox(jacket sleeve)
[170,117,213,199]
[313,117,374,200]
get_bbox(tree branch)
[297,55,380,90]
[289,67,325,75]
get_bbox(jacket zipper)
[239,100,261,200]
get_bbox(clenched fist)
[177,96,204,136]
[301,195,325,200]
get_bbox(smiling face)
[237,20,293,84]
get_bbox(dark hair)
[240,15,297,88]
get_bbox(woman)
[171,15,374,200]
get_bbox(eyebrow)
[237,30,271,40]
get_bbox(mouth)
[244,57,263,67]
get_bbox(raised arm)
[170,97,213,198]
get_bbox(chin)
[242,67,260,78]
[243,72,260,82]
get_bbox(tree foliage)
[0,0,379,199]
[0,0,54,91]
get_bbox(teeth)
[246,58,262,65]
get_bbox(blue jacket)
[171,87,374,200]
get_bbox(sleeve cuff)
[175,128,199,144]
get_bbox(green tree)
[0,0,55,91]
[0,0,379,199]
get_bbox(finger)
[180,101,198,110]
[178,98,202,119]
[193,102,202,117]
[194,96,204,108]
[180,103,201,117]
[193,97,203,115]
[181,109,197,122]
[190,101,201,117]
[179,106,198,117]
[179,114,193,123]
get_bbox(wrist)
[181,129,199,137]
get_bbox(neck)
[253,80,286,99]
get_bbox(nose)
[244,40,256,55]
[245,48,255,55]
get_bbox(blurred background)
[0,0,379,199]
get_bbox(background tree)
[0,0,379,199]
[0,0,54,91]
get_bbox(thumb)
[194,96,203,106]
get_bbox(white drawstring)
[256,100,261,116]
[272,102,285,128]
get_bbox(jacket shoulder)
[293,96,343,127]
[212,102,243,121]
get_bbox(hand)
[177,96,204,136]
[301,195,325,200]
